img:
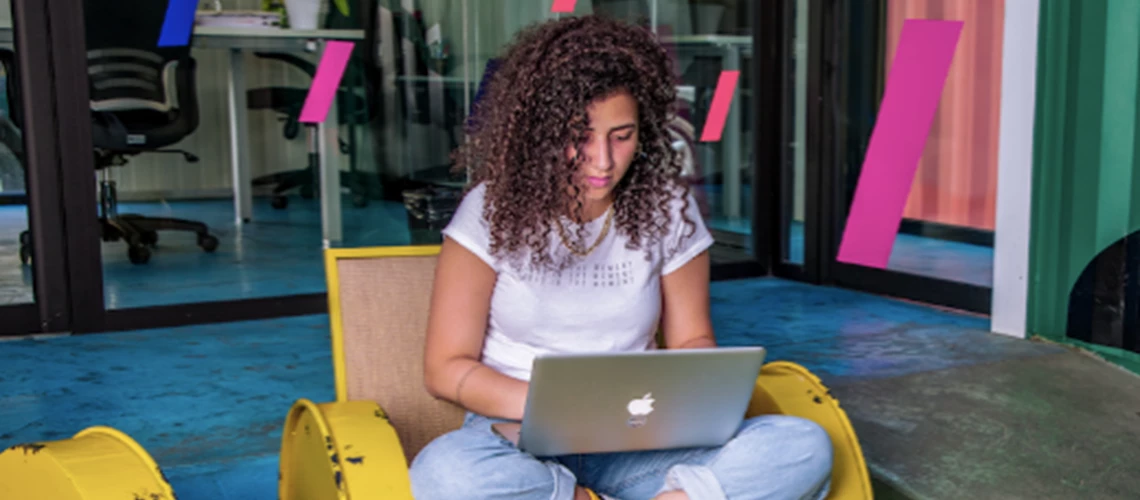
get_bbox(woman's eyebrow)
[584,123,637,132]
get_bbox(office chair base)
[255,169,372,210]
[102,214,219,265]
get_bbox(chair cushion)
[335,254,465,463]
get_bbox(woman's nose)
[592,141,613,171]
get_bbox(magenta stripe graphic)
[836,19,963,268]
[299,41,356,124]
[551,0,578,13]
[700,70,740,142]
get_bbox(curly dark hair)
[453,14,693,271]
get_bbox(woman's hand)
[423,238,530,421]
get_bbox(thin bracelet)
[454,364,483,406]
[676,335,715,349]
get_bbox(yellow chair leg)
[0,426,175,500]
[279,398,413,500]
[749,361,874,500]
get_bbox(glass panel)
[86,0,397,309]
[84,0,762,309]
[839,0,1001,287]
[0,0,34,306]
[359,0,472,249]
[460,0,757,265]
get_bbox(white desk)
[194,26,364,245]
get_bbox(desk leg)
[723,47,742,220]
[317,42,343,245]
[227,48,253,224]
[317,121,343,245]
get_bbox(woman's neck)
[574,198,612,223]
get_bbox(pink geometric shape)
[836,19,963,269]
[551,0,578,13]
[299,41,356,124]
[699,70,740,142]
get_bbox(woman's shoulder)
[452,181,491,218]
[440,182,498,267]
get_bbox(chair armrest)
[748,361,873,500]
[173,57,199,134]
[279,398,413,500]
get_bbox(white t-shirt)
[441,182,715,381]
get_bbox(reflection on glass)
[0,0,34,306]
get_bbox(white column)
[992,0,1041,338]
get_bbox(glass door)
[811,0,999,312]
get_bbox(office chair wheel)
[19,243,31,265]
[300,185,315,200]
[198,234,219,253]
[128,244,151,265]
[140,230,158,246]
[272,195,289,209]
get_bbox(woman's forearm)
[427,357,529,421]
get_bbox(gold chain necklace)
[556,208,613,257]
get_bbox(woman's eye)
[615,133,634,141]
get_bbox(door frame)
[0,0,89,336]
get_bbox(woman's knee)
[707,415,834,498]
[409,428,578,500]
[741,415,832,469]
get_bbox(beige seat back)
[326,246,465,463]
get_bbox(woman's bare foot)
[653,491,690,499]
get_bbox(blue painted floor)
[0,276,1065,500]
[1,195,994,310]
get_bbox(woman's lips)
[587,176,611,188]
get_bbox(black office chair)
[81,1,218,264]
[5,1,218,266]
[246,1,380,210]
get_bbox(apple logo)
[626,393,655,428]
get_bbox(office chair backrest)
[83,0,192,113]
[326,246,465,463]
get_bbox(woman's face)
[567,90,640,206]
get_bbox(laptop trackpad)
[491,422,521,447]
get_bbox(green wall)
[1029,0,1140,374]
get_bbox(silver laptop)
[496,346,766,457]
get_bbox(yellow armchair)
[277,245,872,499]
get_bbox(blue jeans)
[409,412,833,500]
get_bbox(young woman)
[411,15,833,500]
